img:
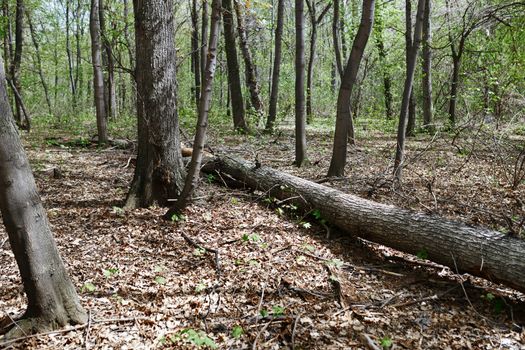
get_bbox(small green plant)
[302,244,315,252]
[194,247,206,256]
[275,207,284,216]
[154,276,167,285]
[260,309,269,317]
[272,305,285,316]
[206,173,216,183]
[102,267,119,278]
[171,213,186,222]
[300,221,312,229]
[326,258,344,268]
[230,197,239,205]
[112,206,125,216]
[195,282,207,293]
[380,336,393,349]
[82,282,96,293]
[416,249,429,260]
[231,325,243,339]
[176,329,218,348]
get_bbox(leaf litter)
[0,128,524,349]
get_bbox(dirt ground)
[0,126,524,349]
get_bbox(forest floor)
[1,123,525,349]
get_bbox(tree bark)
[89,0,108,144]
[234,0,264,119]
[190,0,201,107]
[125,0,186,209]
[394,0,425,181]
[266,0,284,132]
[295,0,307,166]
[421,0,433,131]
[65,0,77,106]
[201,0,209,85]
[10,0,27,129]
[204,156,525,294]
[99,0,117,119]
[165,0,221,217]
[222,0,248,132]
[0,57,87,339]
[327,0,375,177]
[405,0,416,137]
[332,0,343,78]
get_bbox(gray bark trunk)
[222,0,248,132]
[205,156,525,294]
[166,0,222,217]
[421,0,433,131]
[266,0,284,131]
[0,57,87,339]
[295,0,307,166]
[125,0,185,208]
[327,0,375,177]
[405,0,416,137]
[89,0,108,144]
[393,0,425,181]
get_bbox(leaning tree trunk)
[327,0,375,177]
[393,0,425,181]
[89,0,108,144]
[332,0,343,77]
[10,0,28,129]
[295,0,307,166]
[125,0,186,209]
[190,0,201,107]
[266,0,284,132]
[205,156,525,294]
[0,57,87,339]
[222,0,248,132]
[165,0,222,218]
[405,0,416,137]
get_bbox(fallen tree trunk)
[204,156,525,293]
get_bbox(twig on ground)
[390,285,459,308]
[180,231,221,278]
[361,333,382,350]
[256,284,266,320]
[291,313,302,349]
[84,310,92,350]
[252,320,272,350]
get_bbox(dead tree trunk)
[205,156,525,294]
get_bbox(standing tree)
[222,0,248,132]
[374,0,393,119]
[165,0,222,218]
[125,0,186,208]
[394,0,425,181]
[421,0,433,131]
[234,0,264,120]
[295,0,307,166]
[305,0,331,123]
[266,0,284,132]
[405,0,417,136]
[0,58,87,338]
[327,0,375,177]
[332,0,343,78]
[89,0,108,144]
[190,0,201,107]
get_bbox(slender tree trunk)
[234,0,264,119]
[421,0,433,131]
[374,0,393,119]
[333,0,343,77]
[327,0,375,177]
[405,0,416,137]
[393,0,425,181]
[74,0,83,106]
[449,45,463,128]
[190,0,201,107]
[295,0,307,166]
[27,12,52,115]
[123,0,135,114]
[65,0,77,107]
[89,0,108,144]
[222,0,247,132]
[0,57,87,339]
[99,0,116,119]
[10,0,26,128]
[165,0,222,217]
[201,0,209,84]
[266,0,284,131]
[125,0,186,209]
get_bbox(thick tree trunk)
[222,0,248,132]
[393,0,425,181]
[295,0,307,166]
[421,0,433,131]
[125,0,185,209]
[266,0,284,132]
[204,156,525,294]
[89,0,108,144]
[0,57,87,339]
[327,0,375,177]
[166,0,221,217]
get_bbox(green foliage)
[416,249,429,260]
[171,213,186,222]
[81,282,96,293]
[102,267,119,278]
[174,329,218,349]
[231,325,244,338]
[380,336,393,349]
[154,276,167,285]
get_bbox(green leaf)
[154,276,167,285]
[82,282,96,293]
[326,259,344,268]
[272,305,285,316]
[260,309,269,317]
[195,282,206,293]
[416,249,428,260]
[312,209,322,220]
[380,336,393,348]
[231,325,244,338]
[300,221,312,229]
